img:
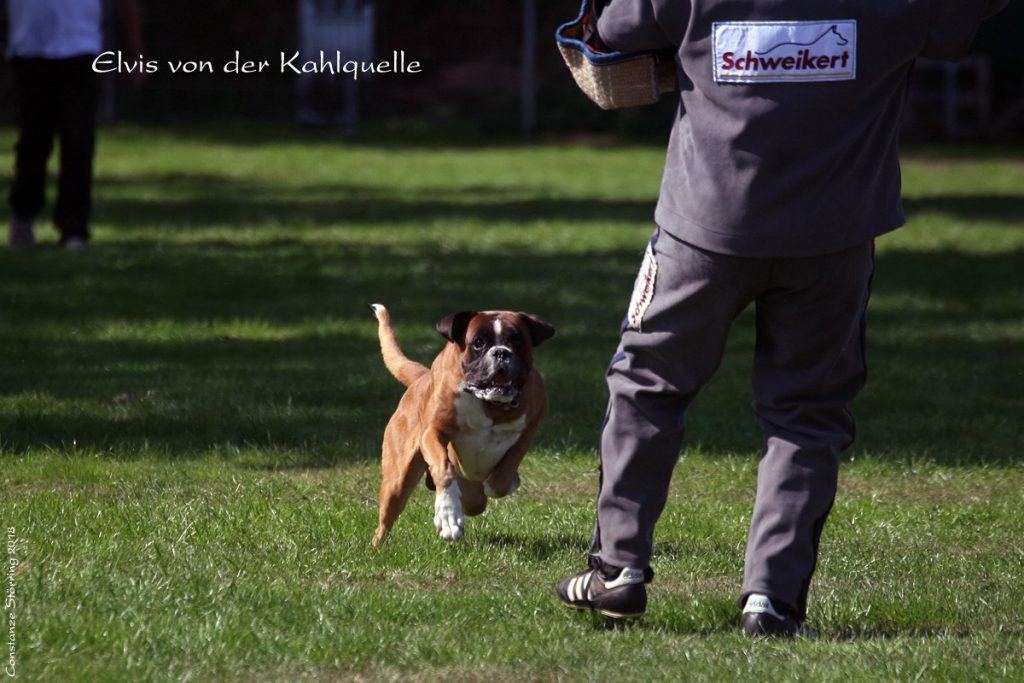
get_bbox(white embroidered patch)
[713,21,857,84]
[626,242,658,331]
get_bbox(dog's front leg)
[485,380,548,499]
[421,429,464,542]
[434,480,464,542]
[483,423,539,499]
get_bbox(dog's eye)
[472,337,487,351]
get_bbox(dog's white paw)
[483,472,520,499]
[433,482,465,542]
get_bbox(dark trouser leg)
[9,59,57,222]
[740,241,875,620]
[53,56,98,241]
[596,230,764,569]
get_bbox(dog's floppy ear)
[518,313,555,347]
[436,310,477,346]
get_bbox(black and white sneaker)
[741,593,817,638]
[557,556,652,619]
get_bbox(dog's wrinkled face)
[436,311,555,404]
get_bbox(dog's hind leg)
[372,447,426,548]
[458,477,488,517]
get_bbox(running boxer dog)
[369,304,555,547]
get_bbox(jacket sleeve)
[595,0,677,52]
[922,0,1010,61]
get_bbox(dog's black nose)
[493,348,512,363]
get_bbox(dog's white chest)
[450,393,526,481]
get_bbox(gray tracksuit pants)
[595,228,874,619]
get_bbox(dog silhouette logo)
[755,25,849,55]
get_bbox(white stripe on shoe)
[575,573,588,601]
[568,571,594,603]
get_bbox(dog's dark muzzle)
[463,348,526,405]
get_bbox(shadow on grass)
[83,172,1023,229]
[100,121,673,150]
[572,613,1021,640]
[0,239,637,462]
[9,168,1022,230]
[568,593,740,636]
[88,173,655,227]
[0,234,1020,465]
[482,531,583,561]
[824,626,977,640]
[904,194,1024,224]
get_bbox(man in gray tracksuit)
[557,0,1009,634]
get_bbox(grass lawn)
[1,126,1022,682]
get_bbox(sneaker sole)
[597,608,644,620]
[562,600,643,620]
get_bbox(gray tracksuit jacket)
[597,0,1010,257]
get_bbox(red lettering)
[722,47,852,75]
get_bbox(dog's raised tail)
[370,304,429,388]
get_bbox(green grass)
[1,126,1023,681]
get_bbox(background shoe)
[8,217,35,246]
[741,593,816,638]
[61,235,88,251]
[557,556,652,619]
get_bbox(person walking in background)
[556,0,1009,636]
[6,0,144,249]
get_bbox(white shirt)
[6,0,103,59]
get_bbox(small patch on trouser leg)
[626,241,658,331]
